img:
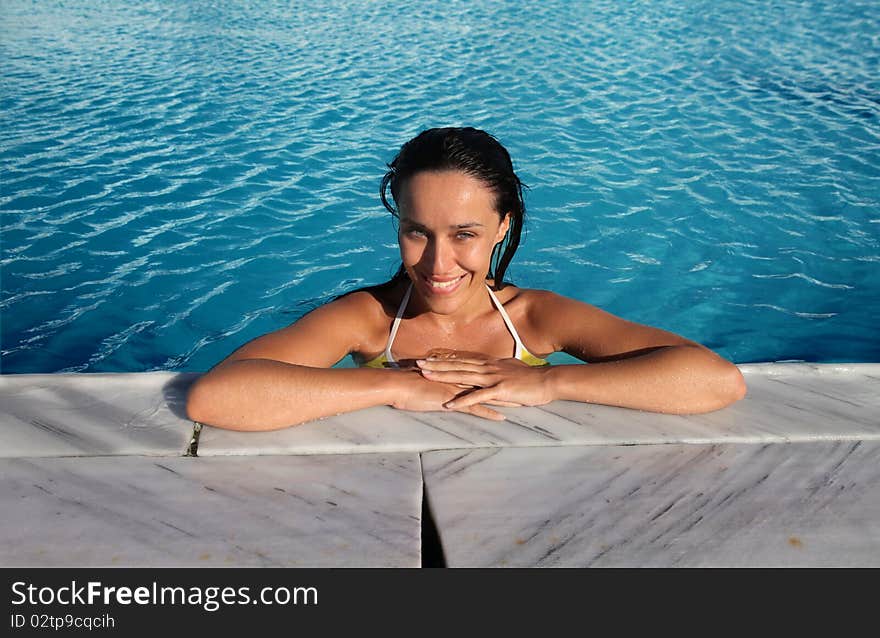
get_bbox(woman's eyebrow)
[400,220,484,230]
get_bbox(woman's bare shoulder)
[499,286,593,314]
[324,287,385,317]
[511,287,701,360]
[489,286,584,355]
[336,282,406,319]
[294,290,376,336]
[321,282,405,346]
[222,283,403,367]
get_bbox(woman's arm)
[417,290,746,415]
[543,343,746,414]
[188,359,402,430]
[186,293,504,430]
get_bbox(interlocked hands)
[391,349,554,421]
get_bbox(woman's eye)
[405,229,426,238]
[456,232,476,240]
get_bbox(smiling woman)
[186,127,747,431]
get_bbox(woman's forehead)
[398,170,498,222]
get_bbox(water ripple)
[751,273,855,290]
[2,0,879,371]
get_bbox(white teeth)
[427,276,464,289]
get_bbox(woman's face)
[397,170,510,315]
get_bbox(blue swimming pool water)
[1,0,878,373]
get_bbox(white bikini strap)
[384,282,413,363]
[485,285,526,359]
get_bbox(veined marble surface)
[421,441,880,567]
[0,453,422,567]
[1,366,878,568]
[0,373,196,457]
[196,363,880,456]
[2,364,877,459]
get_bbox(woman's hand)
[388,369,507,421]
[415,355,556,410]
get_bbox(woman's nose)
[425,238,454,273]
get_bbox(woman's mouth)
[421,273,468,295]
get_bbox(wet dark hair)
[380,126,527,289]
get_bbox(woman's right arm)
[186,292,398,430]
[185,293,503,430]
[187,358,414,431]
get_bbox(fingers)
[459,403,505,421]
[418,359,488,372]
[420,368,492,386]
[444,387,495,410]
[424,350,492,363]
[484,399,523,407]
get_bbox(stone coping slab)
[0,372,195,457]
[196,363,880,455]
[421,440,880,567]
[0,453,421,567]
[1,364,878,458]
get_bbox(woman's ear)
[495,213,511,244]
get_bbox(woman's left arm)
[418,291,747,415]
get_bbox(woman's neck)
[407,280,496,330]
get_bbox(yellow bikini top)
[360,283,549,368]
